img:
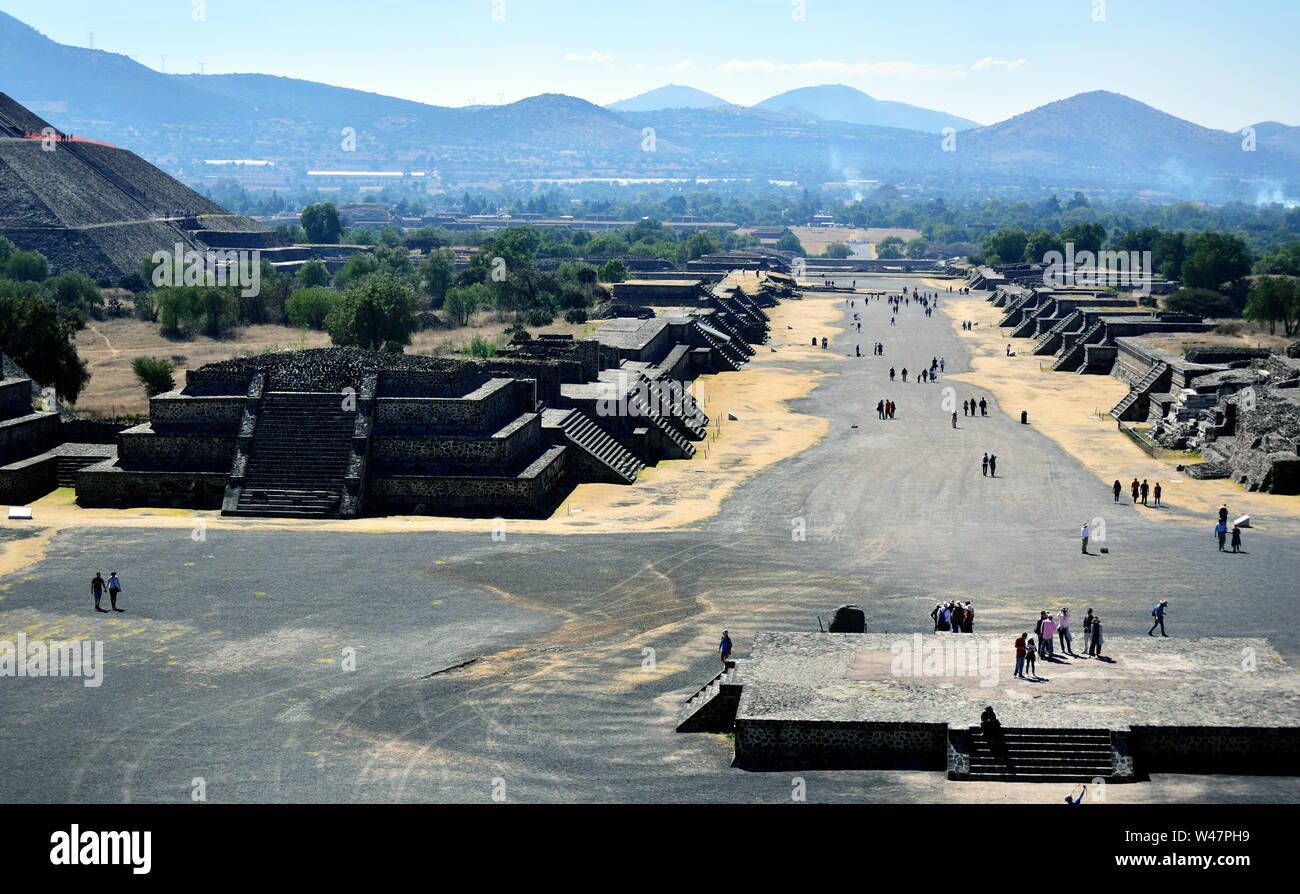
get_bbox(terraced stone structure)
[679,632,1300,780]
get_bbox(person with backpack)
[1148,601,1168,637]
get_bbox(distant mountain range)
[754,84,980,132]
[607,85,731,112]
[1,10,1297,200]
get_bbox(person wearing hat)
[1148,601,1169,637]
[1081,522,1090,555]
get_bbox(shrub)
[131,356,176,397]
[564,308,589,325]
[286,287,341,330]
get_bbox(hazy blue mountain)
[754,84,981,132]
[607,85,732,112]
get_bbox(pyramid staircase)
[691,321,747,371]
[547,409,645,484]
[224,388,363,518]
[1110,362,1170,422]
[676,662,742,733]
[1033,311,1083,355]
[626,389,697,459]
[950,728,1118,782]
[1052,321,1107,372]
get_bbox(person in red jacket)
[1013,634,1027,678]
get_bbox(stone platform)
[704,632,1300,777]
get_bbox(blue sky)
[4,0,1296,129]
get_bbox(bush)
[526,307,554,327]
[131,357,176,397]
[1164,288,1238,318]
[5,250,49,282]
[564,308,589,325]
[464,334,500,358]
[286,287,341,330]
[296,259,331,289]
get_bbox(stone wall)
[0,454,58,504]
[734,719,948,770]
[1129,726,1300,774]
[0,378,32,420]
[366,445,567,517]
[371,413,541,474]
[75,462,228,509]
[149,394,245,431]
[117,425,237,472]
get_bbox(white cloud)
[564,51,614,63]
[671,60,695,73]
[716,59,967,80]
[971,57,1030,72]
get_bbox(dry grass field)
[71,312,595,419]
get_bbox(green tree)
[326,273,419,351]
[905,237,930,259]
[44,273,103,318]
[1060,222,1105,255]
[598,258,628,283]
[5,250,50,282]
[131,356,176,397]
[296,259,332,289]
[980,228,1028,265]
[286,287,341,330]
[1181,232,1252,291]
[300,202,342,244]
[443,283,489,327]
[332,253,380,290]
[1244,276,1299,336]
[419,249,456,305]
[1024,229,1066,264]
[775,232,805,254]
[0,285,91,402]
[1165,288,1238,319]
[824,242,852,259]
[876,236,907,259]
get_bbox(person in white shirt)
[1056,608,1072,654]
[1081,523,1090,555]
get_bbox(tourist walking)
[1025,637,1038,677]
[1153,482,1162,506]
[1148,601,1168,637]
[1140,480,1150,505]
[107,571,123,613]
[1088,618,1103,657]
[1215,520,1228,550]
[877,400,885,420]
[1231,524,1243,553]
[981,453,989,477]
[890,367,896,382]
[91,572,107,613]
[952,411,958,429]
[719,631,733,665]
[979,398,988,417]
[1081,521,1090,555]
[1013,634,1026,678]
[1113,480,1122,503]
[1131,479,1140,504]
[988,455,997,477]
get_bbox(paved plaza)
[2,278,1298,803]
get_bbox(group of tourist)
[1214,505,1244,553]
[931,600,975,632]
[1013,607,1105,677]
[981,453,999,477]
[1112,478,1161,506]
[964,398,988,417]
[876,400,898,420]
